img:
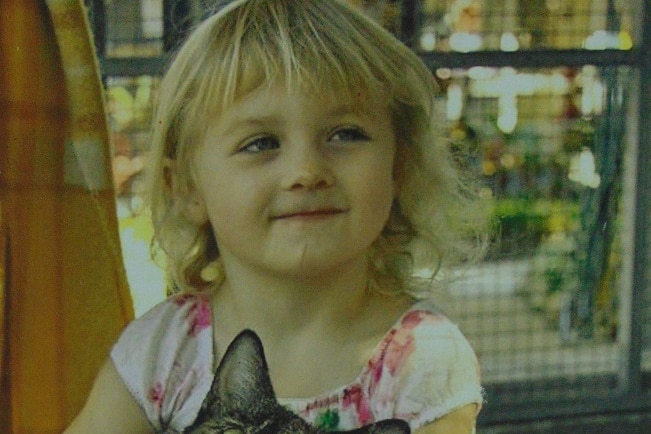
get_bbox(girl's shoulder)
[371,298,478,375]
[366,298,483,427]
[110,292,215,431]
[113,292,214,359]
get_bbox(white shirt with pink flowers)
[110,292,484,432]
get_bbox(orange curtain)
[0,0,134,432]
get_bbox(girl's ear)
[162,157,177,196]
[164,158,209,226]
[392,141,407,197]
[183,189,209,226]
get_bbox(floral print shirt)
[110,292,483,432]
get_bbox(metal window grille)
[86,0,651,428]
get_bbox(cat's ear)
[214,329,277,410]
[345,419,411,434]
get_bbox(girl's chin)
[264,256,364,280]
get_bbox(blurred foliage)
[489,198,580,259]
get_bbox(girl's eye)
[329,127,370,143]
[240,136,279,153]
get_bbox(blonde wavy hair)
[147,0,491,296]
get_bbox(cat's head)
[187,329,410,434]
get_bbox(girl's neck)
[209,256,414,397]
[212,257,372,339]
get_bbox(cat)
[186,329,411,434]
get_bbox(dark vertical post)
[400,0,419,48]
[575,0,625,341]
[163,0,192,52]
[621,0,651,395]
[85,0,106,57]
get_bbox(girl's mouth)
[271,208,346,221]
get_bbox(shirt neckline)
[202,296,435,404]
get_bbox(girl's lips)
[272,209,346,220]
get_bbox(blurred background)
[84,0,651,432]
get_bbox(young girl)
[66,1,490,433]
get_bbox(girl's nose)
[280,148,335,191]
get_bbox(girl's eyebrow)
[325,103,357,116]
[219,103,368,137]
[220,115,281,137]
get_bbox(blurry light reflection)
[449,32,483,52]
[584,30,620,50]
[420,27,437,51]
[447,83,464,121]
[497,93,518,134]
[436,68,453,80]
[469,71,569,98]
[568,148,601,188]
[500,32,519,51]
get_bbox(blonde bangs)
[180,0,433,131]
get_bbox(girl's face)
[192,83,396,279]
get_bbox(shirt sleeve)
[110,293,214,432]
[390,311,484,431]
